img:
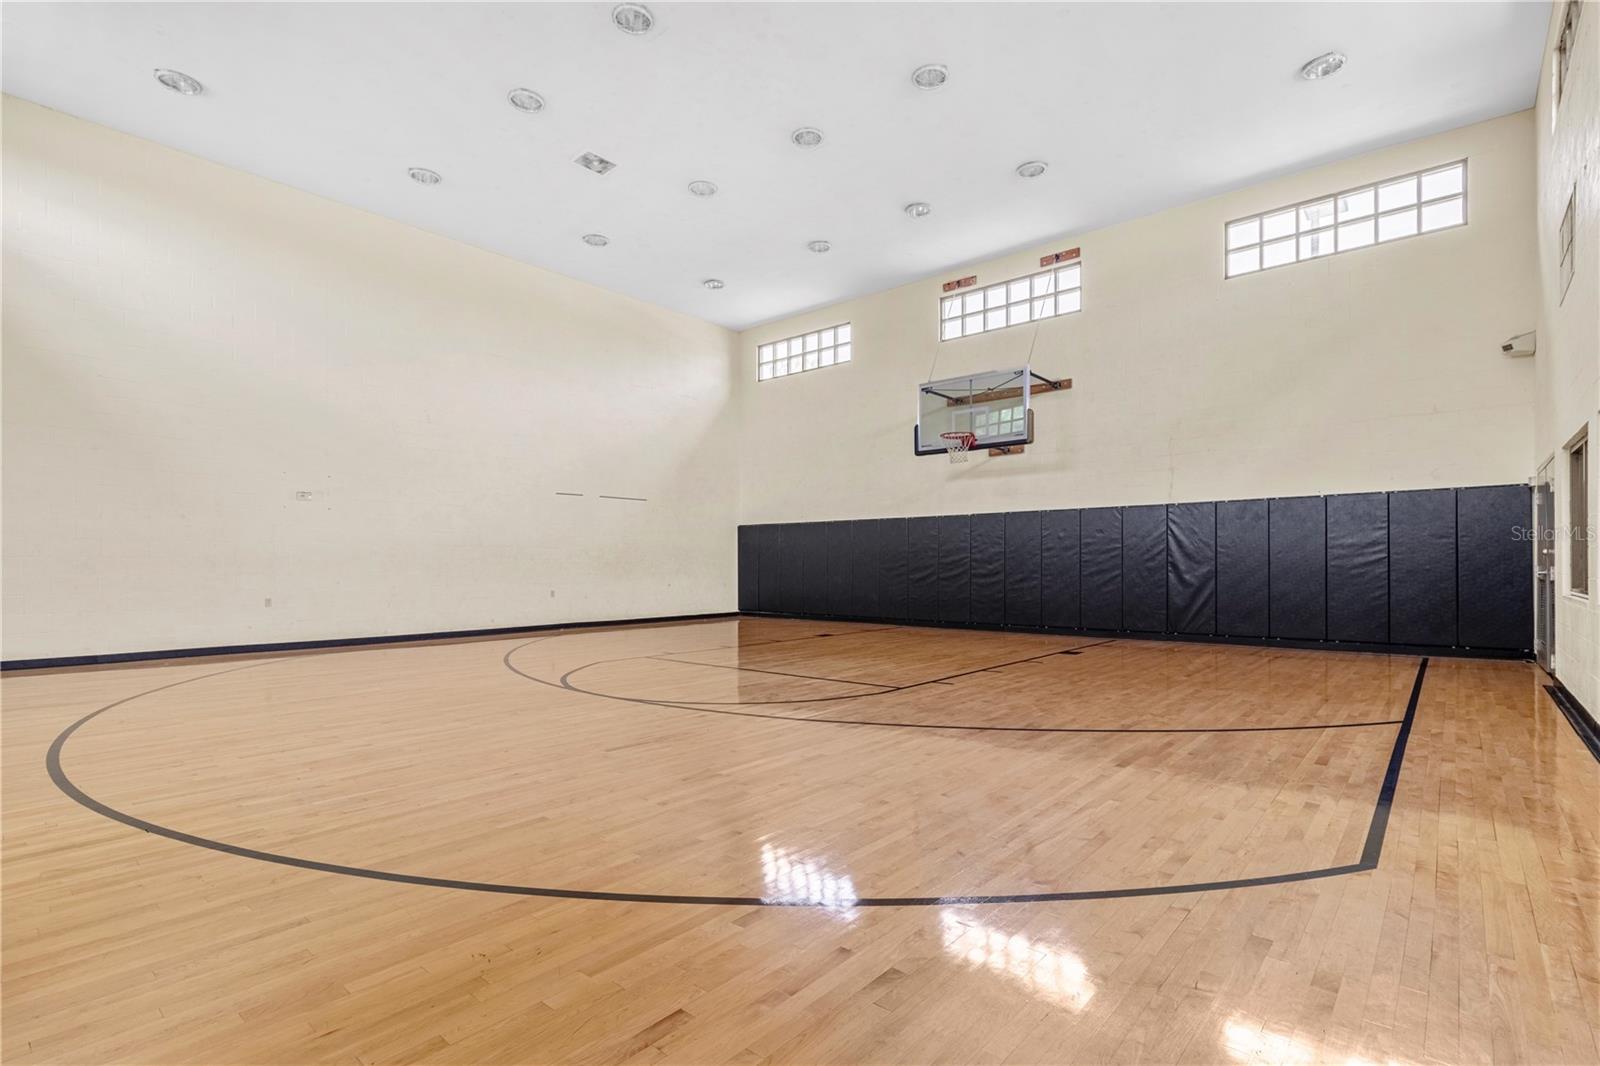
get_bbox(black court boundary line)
[44,636,1430,907]
[514,638,1406,735]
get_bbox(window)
[757,323,851,381]
[1225,161,1467,278]
[939,262,1082,341]
[1571,430,1590,597]
[1559,187,1576,302]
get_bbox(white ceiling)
[2,2,1549,331]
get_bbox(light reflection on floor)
[1221,1016,1414,1066]
[759,843,859,916]
[939,910,1095,1011]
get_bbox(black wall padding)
[738,483,1531,654]
[1390,489,1457,646]
[907,517,941,622]
[1167,502,1217,635]
[938,515,972,624]
[784,523,806,614]
[1457,485,1531,649]
[778,524,803,615]
[756,526,774,611]
[1326,493,1388,644]
[848,520,878,619]
[1269,496,1327,640]
[1041,509,1081,629]
[737,527,759,612]
[1081,508,1122,630]
[1005,511,1043,627]
[970,513,1007,625]
[1217,500,1269,637]
[1122,505,1168,633]
[798,522,823,615]
[811,522,832,615]
[878,518,910,621]
[824,522,852,615]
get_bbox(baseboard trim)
[738,611,1532,661]
[1545,679,1600,763]
[1,612,739,672]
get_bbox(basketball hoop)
[940,431,978,464]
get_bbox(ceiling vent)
[574,152,617,175]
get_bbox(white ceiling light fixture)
[1299,51,1347,80]
[5,3,1542,331]
[611,3,654,35]
[1016,160,1049,179]
[911,63,949,90]
[904,201,933,219]
[574,152,617,175]
[153,68,203,95]
[807,240,832,253]
[687,180,718,197]
[702,278,725,290]
[506,87,546,113]
[581,232,610,247]
[791,126,824,149]
[407,167,442,185]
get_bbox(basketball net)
[940,431,977,464]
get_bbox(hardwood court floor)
[2,617,1596,1065]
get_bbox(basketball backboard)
[914,366,1035,456]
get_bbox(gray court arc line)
[695,624,906,651]
[503,623,914,695]
[547,660,1407,735]
[647,656,898,688]
[43,650,1429,907]
[650,632,1102,687]
[511,638,1409,734]
[529,639,1118,708]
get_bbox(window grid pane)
[756,323,853,381]
[1420,196,1464,232]
[938,263,1084,341]
[1226,159,1467,278]
[1262,238,1295,268]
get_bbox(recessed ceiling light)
[574,152,617,175]
[154,69,203,95]
[904,202,933,219]
[612,3,654,35]
[1299,51,1347,80]
[687,180,719,197]
[791,127,824,149]
[1016,160,1048,179]
[581,233,610,247]
[807,240,832,253]
[911,64,949,90]
[702,278,725,290]
[507,88,546,113]
[407,167,442,185]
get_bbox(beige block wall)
[737,111,1539,525]
[1534,1,1599,714]
[1,96,740,661]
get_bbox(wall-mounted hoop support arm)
[939,374,1071,406]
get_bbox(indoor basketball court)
[2,3,1597,1065]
